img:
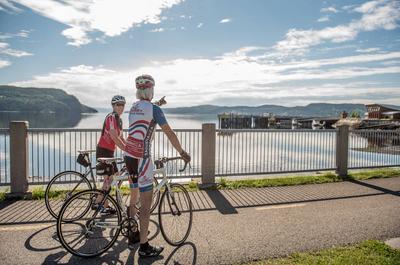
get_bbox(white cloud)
[0,58,11,68]
[0,42,8,49]
[321,6,339,13]
[0,40,33,57]
[150,28,165,33]
[354,0,386,13]
[0,0,22,13]
[219,18,231,23]
[10,0,184,46]
[356,47,381,53]
[317,16,330,22]
[274,0,400,57]
[0,29,31,40]
[342,5,357,11]
[10,48,400,107]
[61,27,91,46]
[0,48,32,57]
[197,23,203,28]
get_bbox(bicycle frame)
[91,163,172,229]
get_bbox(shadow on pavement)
[164,242,197,265]
[348,179,400,197]
[25,219,197,264]
[24,224,62,252]
[204,190,238,215]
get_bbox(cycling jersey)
[125,100,167,191]
[98,112,123,152]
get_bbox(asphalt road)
[0,177,399,264]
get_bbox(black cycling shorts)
[124,156,139,187]
[96,146,118,174]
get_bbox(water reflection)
[0,112,83,128]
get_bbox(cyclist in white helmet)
[94,95,126,214]
[125,74,191,257]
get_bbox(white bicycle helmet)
[135,74,155,90]
[111,95,126,105]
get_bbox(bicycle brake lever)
[179,161,189,172]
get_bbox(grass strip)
[243,240,400,265]
[216,168,400,190]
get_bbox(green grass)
[348,168,400,180]
[0,191,5,202]
[243,240,400,265]
[217,173,341,190]
[215,168,400,190]
[31,186,46,200]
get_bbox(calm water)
[0,111,218,129]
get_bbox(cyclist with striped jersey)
[124,74,191,257]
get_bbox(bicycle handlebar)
[156,156,190,172]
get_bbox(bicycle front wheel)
[45,171,92,219]
[158,183,193,246]
[57,189,122,258]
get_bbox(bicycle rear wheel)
[45,171,92,219]
[158,183,193,246]
[57,190,122,258]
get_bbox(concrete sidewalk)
[0,177,399,264]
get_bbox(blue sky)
[0,0,399,108]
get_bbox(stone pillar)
[8,121,31,198]
[336,125,349,177]
[200,123,216,188]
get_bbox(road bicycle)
[44,150,159,219]
[56,156,193,258]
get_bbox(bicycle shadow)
[24,219,196,264]
[126,241,197,265]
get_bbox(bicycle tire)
[45,171,92,219]
[158,183,193,246]
[57,189,122,258]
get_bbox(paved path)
[0,177,399,264]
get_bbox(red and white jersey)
[97,112,123,152]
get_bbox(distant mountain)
[0,85,97,113]
[164,103,400,118]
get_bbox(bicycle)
[44,150,159,219]
[56,156,193,258]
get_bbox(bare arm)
[160,124,183,154]
[109,129,126,151]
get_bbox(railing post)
[336,124,349,177]
[7,121,31,199]
[200,123,216,188]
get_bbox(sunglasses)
[114,103,125,107]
